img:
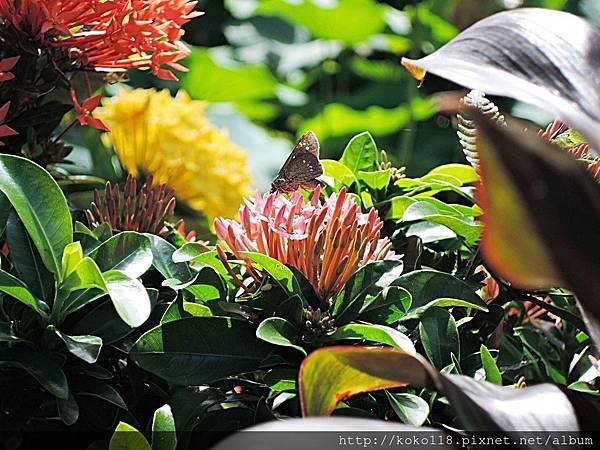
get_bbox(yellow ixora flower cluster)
[96,88,252,219]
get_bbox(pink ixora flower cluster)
[0,0,200,80]
[214,187,399,304]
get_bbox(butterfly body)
[270,131,323,193]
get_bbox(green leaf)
[301,104,410,142]
[130,317,275,385]
[359,286,412,325]
[172,242,210,263]
[392,269,486,310]
[0,268,48,317]
[480,344,502,385]
[70,299,134,345]
[104,270,151,327]
[256,317,305,355]
[321,160,358,190]
[358,169,391,190]
[427,164,478,184]
[0,155,72,280]
[89,232,153,279]
[401,297,488,322]
[339,132,379,174]
[332,261,403,325]
[75,381,127,409]
[60,256,106,295]
[386,391,430,427]
[152,404,177,450]
[109,422,151,450]
[401,201,482,244]
[241,252,300,295]
[51,326,102,364]
[57,392,79,426]
[419,307,459,369]
[325,324,415,354]
[0,348,68,399]
[146,235,193,285]
[183,48,277,103]
[255,0,387,45]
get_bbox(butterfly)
[270,131,324,193]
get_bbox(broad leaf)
[325,324,415,354]
[0,349,68,399]
[392,269,486,310]
[152,404,177,450]
[0,268,48,317]
[471,112,600,344]
[242,252,300,295]
[0,155,72,280]
[419,307,459,369]
[51,326,102,364]
[146,235,194,285]
[480,344,502,385]
[130,317,275,385]
[339,132,378,174]
[109,422,151,450]
[104,270,152,327]
[256,317,305,355]
[358,286,412,325]
[386,391,430,427]
[89,232,153,279]
[402,8,600,153]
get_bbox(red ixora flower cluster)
[0,0,201,80]
[214,187,399,304]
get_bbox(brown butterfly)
[270,131,324,193]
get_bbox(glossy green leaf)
[109,422,151,450]
[325,324,415,354]
[0,349,68,399]
[172,242,210,263]
[242,252,300,294]
[386,391,430,427]
[332,261,403,325]
[427,164,478,184]
[0,268,47,317]
[5,213,55,303]
[401,297,488,322]
[358,286,412,325]
[152,404,177,450]
[256,317,305,355]
[339,132,378,174]
[89,232,153,279]
[104,270,151,327]
[146,235,194,285]
[480,345,502,385]
[419,307,459,369]
[0,155,72,280]
[75,381,127,409]
[393,269,486,310]
[51,326,102,364]
[131,317,275,385]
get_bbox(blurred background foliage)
[73,0,591,191]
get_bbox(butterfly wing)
[271,131,323,193]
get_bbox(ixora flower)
[96,88,252,220]
[214,187,399,304]
[0,0,200,80]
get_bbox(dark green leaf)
[325,323,415,354]
[57,392,79,426]
[0,267,48,317]
[130,317,275,385]
[51,326,102,364]
[0,155,72,280]
[256,317,305,355]
[0,348,68,399]
[146,235,193,285]
[419,307,459,369]
[359,286,411,325]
